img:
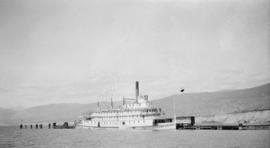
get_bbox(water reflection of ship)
[76,81,177,130]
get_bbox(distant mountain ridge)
[153,83,270,117]
[0,83,269,126]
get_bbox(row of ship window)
[94,112,158,115]
[90,120,146,124]
[92,113,160,118]
[97,108,160,113]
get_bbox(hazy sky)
[0,0,269,108]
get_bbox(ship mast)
[173,96,176,127]
[111,97,113,109]
[173,88,185,128]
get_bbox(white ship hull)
[76,119,176,130]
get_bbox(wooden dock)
[19,121,75,129]
[175,116,270,130]
[176,123,270,130]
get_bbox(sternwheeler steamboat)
[76,81,176,130]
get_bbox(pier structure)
[19,121,76,129]
[174,116,270,130]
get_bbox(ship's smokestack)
[135,81,139,102]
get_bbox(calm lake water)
[0,127,269,148]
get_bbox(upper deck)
[82,81,164,119]
[90,95,162,118]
